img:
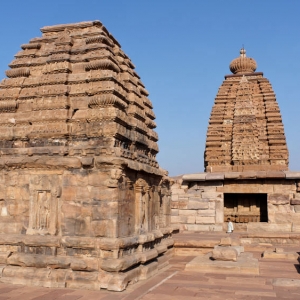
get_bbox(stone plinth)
[0,21,174,291]
[185,252,259,275]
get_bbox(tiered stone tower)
[204,49,288,172]
[0,21,174,291]
[171,49,300,233]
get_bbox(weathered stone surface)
[205,49,288,172]
[187,200,209,210]
[0,20,173,292]
[182,173,206,181]
[186,252,259,275]
[268,194,290,205]
[273,278,300,287]
[262,249,299,260]
[211,246,238,262]
[219,237,232,246]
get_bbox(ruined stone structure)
[0,21,174,291]
[171,49,300,232]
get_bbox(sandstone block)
[178,200,188,209]
[92,219,117,238]
[178,215,187,223]
[62,173,88,187]
[139,261,158,280]
[294,205,300,213]
[178,209,197,216]
[171,209,179,216]
[201,192,222,200]
[187,216,196,224]
[262,249,298,260]
[219,237,232,246]
[182,173,206,181]
[171,216,180,224]
[197,209,215,216]
[89,186,119,201]
[91,201,118,220]
[186,224,210,231]
[81,157,94,167]
[247,222,292,232]
[268,193,290,205]
[291,199,300,205]
[211,246,238,262]
[195,216,215,224]
[273,278,300,287]
[187,200,209,210]
[205,173,224,180]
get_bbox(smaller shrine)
[0,21,175,291]
[171,49,300,232]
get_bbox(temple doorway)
[224,193,268,223]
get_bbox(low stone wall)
[171,177,223,231]
[171,171,300,232]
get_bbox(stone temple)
[0,21,174,291]
[171,49,300,232]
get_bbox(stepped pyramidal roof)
[0,21,162,175]
[205,48,289,172]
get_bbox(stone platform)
[0,231,300,299]
[185,252,259,275]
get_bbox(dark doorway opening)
[224,193,268,223]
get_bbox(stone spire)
[0,20,161,175]
[204,49,289,172]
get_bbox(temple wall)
[0,163,174,291]
[171,172,300,233]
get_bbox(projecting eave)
[224,72,263,79]
[182,171,300,181]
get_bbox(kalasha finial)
[229,48,257,74]
[240,47,246,58]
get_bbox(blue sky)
[0,1,299,175]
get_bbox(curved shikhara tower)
[205,49,289,172]
[0,21,173,291]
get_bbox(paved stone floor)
[0,232,300,299]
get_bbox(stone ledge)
[180,170,299,182]
[185,252,259,275]
[182,173,206,181]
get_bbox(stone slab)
[205,173,224,180]
[273,278,300,287]
[262,250,299,260]
[182,173,207,181]
[284,171,300,179]
[247,222,292,232]
[185,252,259,275]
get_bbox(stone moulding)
[5,68,30,78]
[21,43,41,50]
[41,21,103,33]
[85,59,120,73]
[181,171,297,182]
